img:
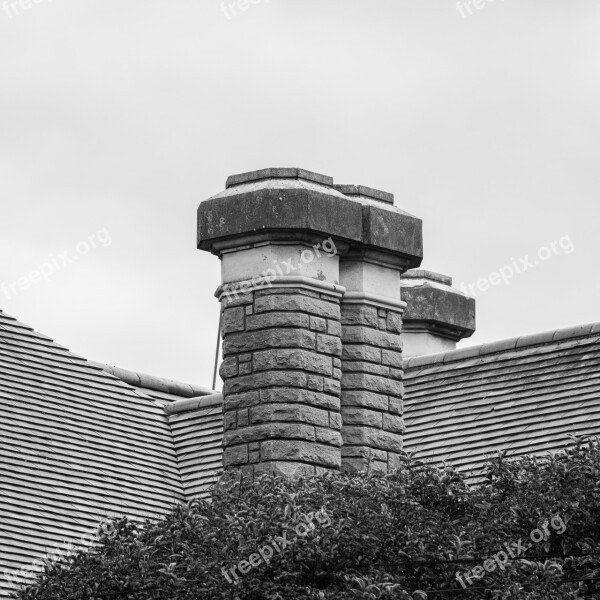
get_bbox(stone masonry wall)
[219,286,343,479]
[339,303,405,473]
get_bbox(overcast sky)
[1,0,598,388]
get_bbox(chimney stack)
[400,270,476,357]
[333,184,421,473]
[197,168,422,480]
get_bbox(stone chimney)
[400,269,476,357]
[197,168,422,480]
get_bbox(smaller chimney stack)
[400,270,475,357]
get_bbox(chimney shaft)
[197,169,423,480]
[335,185,414,473]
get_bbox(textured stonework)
[340,303,405,473]
[400,269,476,357]
[219,287,343,479]
[197,168,423,481]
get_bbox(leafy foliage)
[14,436,600,599]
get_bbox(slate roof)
[3,306,600,599]
[126,322,600,503]
[164,396,223,500]
[0,310,189,597]
[403,322,600,478]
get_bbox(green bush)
[14,436,600,599]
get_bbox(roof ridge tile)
[404,321,600,369]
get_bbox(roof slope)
[0,310,185,598]
[403,323,600,478]
[3,305,600,597]
[157,323,600,493]
[165,397,223,500]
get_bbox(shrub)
[14,436,600,599]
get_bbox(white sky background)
[0,0,598,388]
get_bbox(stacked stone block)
[340,303,405,473]
[197,167,423,481]
[219,286,344,479]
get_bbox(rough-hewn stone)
[381,349,403,368]
[342,326,402,350]
[223,423,316,446]
[342,373,403,397]
[383,414,405,434]
[342,345,382,363]
[307,375,324,391]
[341,305,378,327]
[238,362,252,375]
[389,397,403,415]
[259,388,339,411]
[250,404,330,428]
[341,445,387,461]
[329,411,342,429]
[224,391,260,411]
[219,279,343,479]
[342,361,390,376]
[223,445,249,467]
[315,427,343,446]
[309,316,327,332]
[386,312,402,333]
[342,426,403,453]
[327,319,342,336]
[253,461,316,479]
[224,371,308,395]
[235,409,248,427]
[223,329,316,354]
[342,390,388,411]
[223,411,237,431]
[246,312,310,331]
[260,440,341,468]
[340,303,406,474]
[323,378,341,395]
[253,349,333,376]
[316,333,342,356]
[255,295,340,320]
[222,306,246,334]
[341,407,383,428]
[219,356,238,379]
[198,169,423,482]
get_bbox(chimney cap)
[198,168,423,267]
[401,269,476,341]
[333,184,394,205]
[226,168,334,189]
[401,269,453,286]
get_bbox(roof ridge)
[164,393,223,415]
[0,309,32,328]
[90,362,215,399]
[404,322,600,369]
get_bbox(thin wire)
[212,308,222,390]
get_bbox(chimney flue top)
[401,269,453,286]
[225,168,334,189]
[333,184,394,205]
[400,268,476,358]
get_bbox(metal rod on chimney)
[212,308,222,391]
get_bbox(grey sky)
[1,0,598,387]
